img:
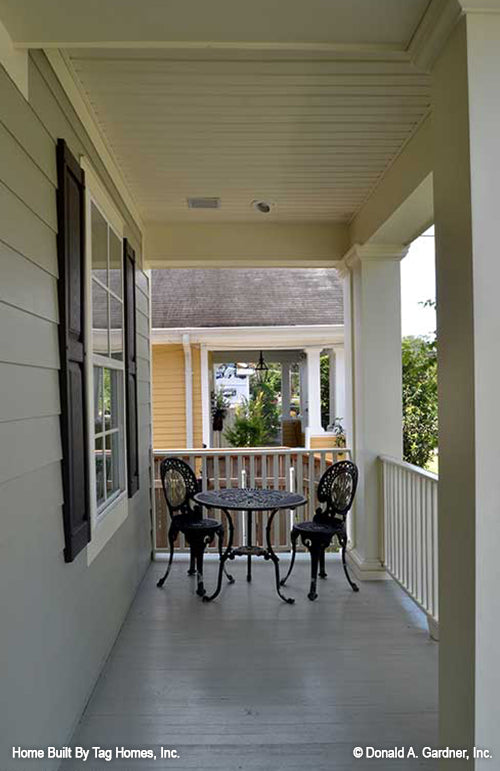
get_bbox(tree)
[224,390,280,447]
[402,335,438,468]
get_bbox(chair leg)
[341,536,359,592]
[157,525,177,588]
[187,545,196,576]
[203,528,233,602]
[307,540,321,601]
[280,529,299,586]
[319,546,327,578]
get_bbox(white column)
[304,346,324,446]
[299,358,307,430]
[330,346,346,427]
[182,333,193,447]
[281,362,291,420]
[200,344,210,448]
[433,12,500,759]
[342,244,406,578]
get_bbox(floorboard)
[61,555,438,770]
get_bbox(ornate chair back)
[314,460,358,524]
[159,457,202,523]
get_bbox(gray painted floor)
[62,555,438,771]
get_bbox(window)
[89,200,127,516]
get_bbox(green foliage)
[402,335,438,468]
[211,387,230,417]
[225,378,281,447]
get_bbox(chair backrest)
[159,457,200,520]
[315,460,358,521]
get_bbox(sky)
[400,225,436,338]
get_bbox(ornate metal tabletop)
[194,487,307,604]
[194,487,307,512]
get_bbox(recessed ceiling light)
[252,200,274,214]
[187,197,220,209]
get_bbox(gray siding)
[0,54,151,771]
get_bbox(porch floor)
[62,556,438,770]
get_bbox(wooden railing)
[153,447,351,554]
[380,455,439,639]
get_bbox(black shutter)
[124,239,140,497]
[56,139,91,562]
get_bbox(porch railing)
[380,455,439,638]
[153,447,351,554]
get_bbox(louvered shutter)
[124,239,139,497]
[56,139,91,562]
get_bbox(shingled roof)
[151,268,343,328]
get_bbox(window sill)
[87,490,128,566]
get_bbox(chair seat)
[293,519,344,535]
[184,518,222,533]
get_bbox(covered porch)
[2,1,500,768]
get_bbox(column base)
[346,547,390,581]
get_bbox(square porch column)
[433,12,500,762]
[329,346,345,427]
[341,244,407,578]
[281,362,291,420]
[299,357,307,434]
[304,346,324,447]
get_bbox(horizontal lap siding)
[152,343,188,448]
[0,56,151,771]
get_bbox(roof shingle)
[151,268,343,328]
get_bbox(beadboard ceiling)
[0,0,433,223]
[67,48,431,223]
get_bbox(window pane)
[92,280,109,355]
[91,203,108,285]
[106,432,121,498]
[95,436,105,507]
[109,230,122,299]
[110,296,123,361]
[103,368,121,430]
[93,366,103,434]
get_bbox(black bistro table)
[194,487,307,604]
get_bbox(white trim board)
[151,324,344,348]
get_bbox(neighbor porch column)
[299,357,307,431]
[200,344,211,448]
[433,13,500,763]
[341,244,406,578]
[330,345,345,426]
[304,346,324,447]
[281,362,291,420]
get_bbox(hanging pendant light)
[255,350,269,382]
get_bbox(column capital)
[338,243,409,275]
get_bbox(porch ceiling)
[1,0,433,225]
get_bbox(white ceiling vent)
[187,197,221,210]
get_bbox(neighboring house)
[151,268,345,449]
[214,363,250,406]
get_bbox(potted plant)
[329,417,346,448]
[211,388,230,432]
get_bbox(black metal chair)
[156,457,234,597]
[280,460,359,600]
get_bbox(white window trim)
[83,159,129,565]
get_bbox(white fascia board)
[151,324,344,348]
